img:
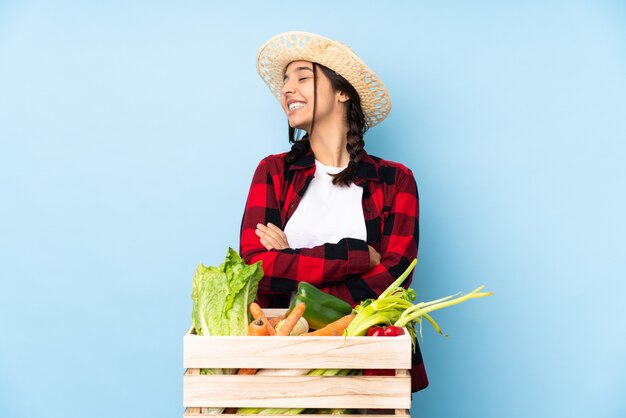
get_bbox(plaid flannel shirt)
[239,147,428,392]
[239,148,419,307]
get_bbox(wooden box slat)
[184,328,412,369]
[184,411,411,418]
[183,374,411,409]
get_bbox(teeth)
[289,102,305,111]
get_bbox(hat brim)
[256,31,391,128]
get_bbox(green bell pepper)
[288,282,354,330]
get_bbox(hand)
[255,223,290,251]
[368,245,381,269]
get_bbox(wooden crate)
[183,309,412,417]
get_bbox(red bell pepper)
[363,326,405,376]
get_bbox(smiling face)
[280,60,348,133]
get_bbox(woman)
[239,32,427,391]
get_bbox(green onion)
[346,259,493,345]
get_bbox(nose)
[281,79,295,96]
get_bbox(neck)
[308,120,350,167]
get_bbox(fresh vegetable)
[247,318,270,337]
[249,302,277,335]
[366,325,404,337]
[238,318,271,376]
[345,259,493,350]
[287,282,353,329]
[275,302,306,336]
[236,365,260,375]
[363,326,405,376]
[254,368,310,377]
[268,316,309,336]
[191,248,263,337]
[267,316,284,328]
[190,248,263,415]
[237,304,307,380]
[237,316,309,382]
[317,409,356,415]
[285,317,309,336]
[300,312,356,337]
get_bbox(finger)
[260,225,288,248]
[262,225,281,239]
[265,223,287,241]
[266,224,289,248]
[257,223,289,249]
[255,228,274,246]
[256,228,275,250]
[271,232,289,249]
[256,224,271,238]
[266,223,285,236]
[262,230,285,250]
[259,236,273,251]
[256,225,277,239]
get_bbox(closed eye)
[284,66,314,83]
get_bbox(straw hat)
[256,31,391,127]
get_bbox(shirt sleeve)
[239,158,371,297]
[322,168,419,305]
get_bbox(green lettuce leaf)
[191,248,263,337]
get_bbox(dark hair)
[285,63,368,186]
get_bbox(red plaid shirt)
[239,148,419,308]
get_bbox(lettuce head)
[191,248,263,336]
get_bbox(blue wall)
[1,1,625,417]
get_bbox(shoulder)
[254,152,289,173]
[365,154,419,204]
[365,153,415,185]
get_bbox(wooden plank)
[185,369,201,415]
[183,333,412,369]
[184,412,409,418]
[183,374,411,409]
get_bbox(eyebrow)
[283,66,313,81]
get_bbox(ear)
[337,91,350,103]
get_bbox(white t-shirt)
[284,160,367,248]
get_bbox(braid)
[285,127,310,163]
[332,99,368,186]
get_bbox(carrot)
[249,302,276,335]
[247,318,270,336]
[237,368,259,375]
[300,312,356,336]
[267,316,284,328]
[276,302,306,336]
[238,318,270,376]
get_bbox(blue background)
[1,1,625,417]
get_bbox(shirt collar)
[288,148,379,183]
[287,147,315,171]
